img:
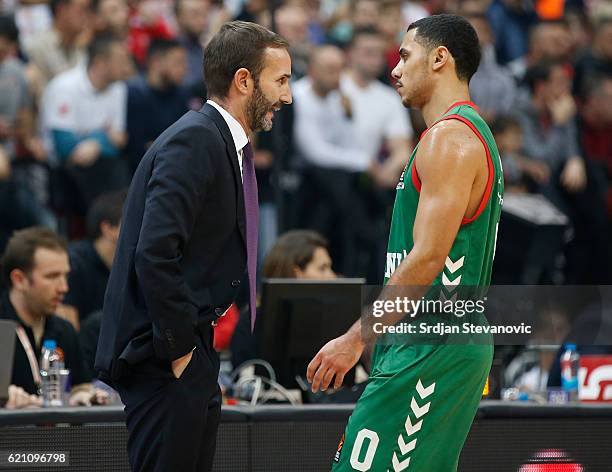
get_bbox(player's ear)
[432,46,449,72]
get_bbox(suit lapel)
[198,103,247,247]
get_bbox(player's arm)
[307,121,484,392]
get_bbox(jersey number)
[350,429,379,471]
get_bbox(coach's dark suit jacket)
[95,103,247,384]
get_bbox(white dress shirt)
[206,99,248,179]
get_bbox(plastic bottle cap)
[564,343,577,351]
[43,340,57,350]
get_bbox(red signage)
[579,355,612,402]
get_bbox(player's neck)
[421,83,470,127]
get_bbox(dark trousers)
[116,328,221,472]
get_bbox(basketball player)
[307,14,504,471]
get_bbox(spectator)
[56,190,126,329]
[231,230,335,368]
[565,7,592,57]
[466,12,517,122]
[175,0,210,98]
[274,3,311,80]
[327,0,379,45]
[262,229,336,279]
[377,0,404,85]
[402,0,429,27]
[126,0,175,66]
[0,15,44,162]
[0,15,54,234]
[293,44,369,280]
[327,27,412,280]
[293,45,365,171]
[13,1,53,49]
[341,27,413,189]
[93,0,130,38]
[517,60,610,283]
[578,74,612,180]
[573,17,612,97]
[507,20,574,86]
[41,34,131,219]
[292,43,366,253]
[22,0,90,91]
[0,227,107,405]
[234,0,270,26]
[125,38,190,171]
[0,147,44,253]
[491,115,550,192]
[295,0,328,46]
[487,0,538,65]
[577,74,612,240]
[0,13,54,251]
[517,60,583,187]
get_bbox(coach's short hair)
[407,14,481,83]
[203,21,289,99]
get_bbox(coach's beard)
[247,83,281,132]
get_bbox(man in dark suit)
[95,21,292,472]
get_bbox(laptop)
[0,319,16,404]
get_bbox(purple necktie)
[242,142,259,331]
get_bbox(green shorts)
[331,340,492,472]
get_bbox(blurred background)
[0,0,611,404]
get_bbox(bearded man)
[95,21,292,472]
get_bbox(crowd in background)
[0,0,611,407]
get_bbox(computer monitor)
[257,278,365,389]
[0,320,16,404]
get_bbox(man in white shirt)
[293,45,367,171]
[294,38,412,280]
[22,0,90,95]
[341,27,413,188]
[41,35,132,217]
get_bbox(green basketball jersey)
[330,101,500,472]
[384,101,503,288]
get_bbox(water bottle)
[40,340,63,407]
[560,343,580,402]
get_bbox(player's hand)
[561,156,586,193]
[171,349,194,379]
[307,331,364,392]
